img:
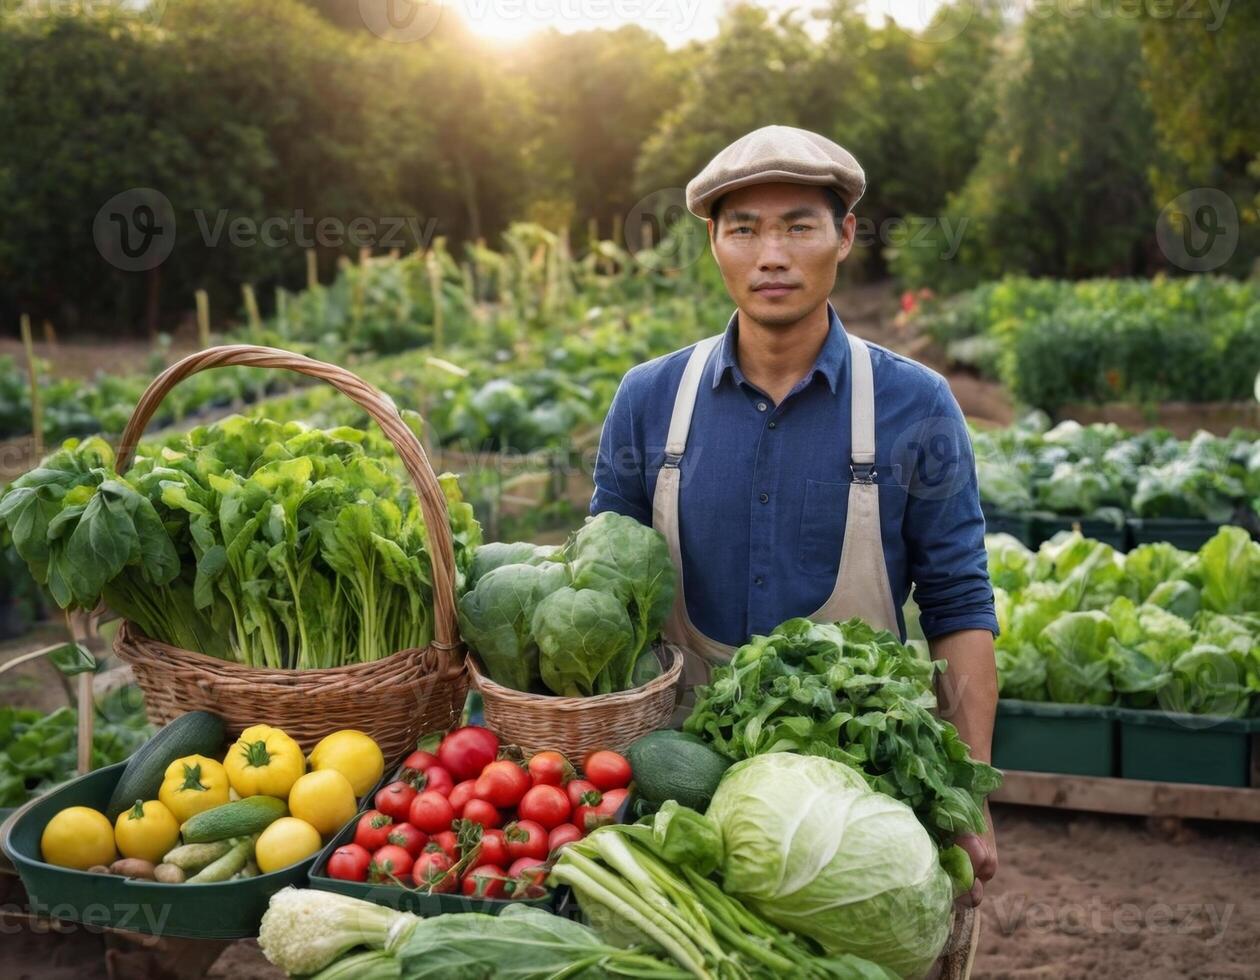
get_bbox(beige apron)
[652,330,900,712]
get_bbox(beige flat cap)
[685,125,866,220]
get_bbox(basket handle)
[115,344,460,652]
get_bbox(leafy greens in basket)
[0,416,481,668]
[683,617,1002,844]
[458,511,677,696]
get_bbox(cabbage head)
[706,753,953,979]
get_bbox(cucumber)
[106,711,226,820]
[180,796,288,844]
[625,730,733,811]
[162,841,233,873]
[188,838,253,883]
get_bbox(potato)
[153,863,186,884]
[109,858,156,879]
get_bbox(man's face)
[707,182,855,328]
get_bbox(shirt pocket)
[797,468,910,577]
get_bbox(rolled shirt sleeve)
[902,379,999,640]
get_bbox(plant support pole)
[19,314,43,460]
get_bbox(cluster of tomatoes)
[324,725,632,899]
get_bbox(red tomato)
[519,784,571,830]
[432,830,460,860]
[507,856,549,898]
[474,760,531,808]
[477,828,510,867]
[354,810,395,852]
[437,726,500,782]
[448,780,478,817]
[408,790,455,834]
[412,764,454,797]
[527,751,572,787]
[565,779,600,809]
[547,823,583,855]
[369,844,414,883]
[598,787,629,820]
[402,749,439,773]
[504,819,549,862]
[461,798,501,829]
[461,863,507,899]
[583,750,632,791]
[375,781,417,822]
[385,822,428,858]
[327,843,371,883]
[412,849,457,893]
[574,800,611,833]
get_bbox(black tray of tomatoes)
[308,725,634,914]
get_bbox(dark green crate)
[1,761,315,939]
[1115,708,1259,788]
[1033,516,1130,551]
[1126,518,1225,552]
[993,700,1117,776]
[981,507,1037,548]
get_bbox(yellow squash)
[114,800,180,864]
[224,725,305,799]
[159,754,230,823]
[308,730,384,797]
[255,817,322,873]
[41,806,116,870]
[287,769,357,836]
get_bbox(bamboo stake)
[66,611,96,776]
[41,319,57,348]
[306,249,319,290]
[276,287,289,339]
[241,283,262,337]
[427,250,444,353]
[194,290,211,349]
[19,314,43,460]
[359,245,372,265]
[587,217,598,253]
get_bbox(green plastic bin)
[1,761,316,938]
[1115,708,1260,788]
[1126,518,1226,552]
[1033,515,1130,551]
[992,699,1117,776]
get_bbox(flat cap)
[685,125,866,220]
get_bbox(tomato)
[548,823,583,854]
[462,863,507,899]
[448,780,478,817]
[412,764,454,797]
[354,810,395,852]
[375,781,417,822]
[474,760,531,808]
[369,844,414,883]
[477,828,510,867]
[507,856,549,898]
[413,848,457,893]
[583,750,632,791]
[565,779,600,809]
[327,843,371,883]
[432,830,460,860]
[504,819,549,862]
[385,822,428,858]
[598,787,629,819]
[461,798,501,829]
[402,750,439,774]
[519,784,571,830]
[408,790,455,834]
[437,726,500,782]
[527,751,572,787]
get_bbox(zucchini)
[188,838,253,883]
[162,840,233,873]
[625,730,733,811]
[180,796,287,844]
[106,711,226,821]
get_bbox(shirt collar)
[711,300,848,395]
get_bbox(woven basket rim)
[114,619,465,681]
[467,641,684,709]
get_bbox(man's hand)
[954,801,997,907]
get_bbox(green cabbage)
[706,753,953,980]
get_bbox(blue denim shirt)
[590,302,999,647]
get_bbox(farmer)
[590,125,999,904]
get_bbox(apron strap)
[847,332,876,480]
[664,335,723,461]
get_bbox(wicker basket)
[108,345,466,758]
[467,644,684,758]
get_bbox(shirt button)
[767,421,777,429]
[754,576,764,586]
[756,401,768,412]
[759,492,769,504]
